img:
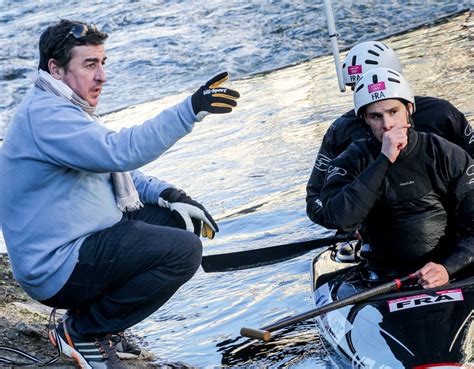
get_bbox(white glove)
[158,188,218,239]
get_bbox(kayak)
[310,247,473,368]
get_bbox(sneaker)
[49,319,127,369]
[112,332,141,359]
[57,311,144,360]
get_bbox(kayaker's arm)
[440,154,474,277]
[424,140,474,278]
[441,199,474,277]
[446,103,473,158]
[306,112,368,228]
[306,127,338,228]
[320,142,391,230]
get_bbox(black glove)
[158,188,219,239]
[191,72,240,121]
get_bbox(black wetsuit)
[320,129,473,276]
[307,96,473,228]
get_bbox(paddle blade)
[201,234,354,272]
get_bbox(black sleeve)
[444,193,474,277]
[445,101,473,158]
[306,111,367,228]
[413,96,473,158]
[306,122,338,228]
[320,143,392,231]
[433,142,474,276]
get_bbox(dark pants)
[41,205,202,337]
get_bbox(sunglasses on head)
[56,23,97,49]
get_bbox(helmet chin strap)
[406,104,415,129]
[398,107,415,158]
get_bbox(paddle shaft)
[323,0,346,92]
[241,274,415,341]
[202,233,355,272]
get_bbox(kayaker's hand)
[158,188,219,239]
[413,262,449,289]
[381,123,410,163]
[191,71,240,121]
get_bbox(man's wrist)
[379,152,394,165]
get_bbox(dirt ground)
[0,253,186,368]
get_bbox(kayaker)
[320,68,473,289]
[306,41,473,229]
[0,19,239,368]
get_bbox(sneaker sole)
[55,332,92,369]
[117,351,140,360]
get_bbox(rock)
[5,329,18,341]
[13,301,66,317]
[15,321,45,338]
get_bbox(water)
[1,2,473,367]
[1,1,472,133]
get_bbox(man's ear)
[407,102,414,115]
[48,59,62,80]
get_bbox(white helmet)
[353,68,415,116]
[342,41,402,86]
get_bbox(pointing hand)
[191,71,240,121]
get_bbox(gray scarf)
[34,69,143,212]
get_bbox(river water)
[1,2,473,368]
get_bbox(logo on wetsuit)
[465,124,474,145]
[467,164,474,185]
[314,153,331,172]
[327,165,347,180]
[399,180,414,187]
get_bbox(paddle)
[240,274,416,341]
[324,0,346,92]
[201,233,354,273]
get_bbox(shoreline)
[0,253,161,368]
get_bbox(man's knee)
[180,231,202,274]
[114,220,203,275]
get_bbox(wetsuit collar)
[367,128,418,160]
[397,128,418,160]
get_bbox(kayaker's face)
[363,99,413,142]
[49,44,107,107]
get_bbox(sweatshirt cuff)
[178,96,199,128]
[153,182,176,203]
